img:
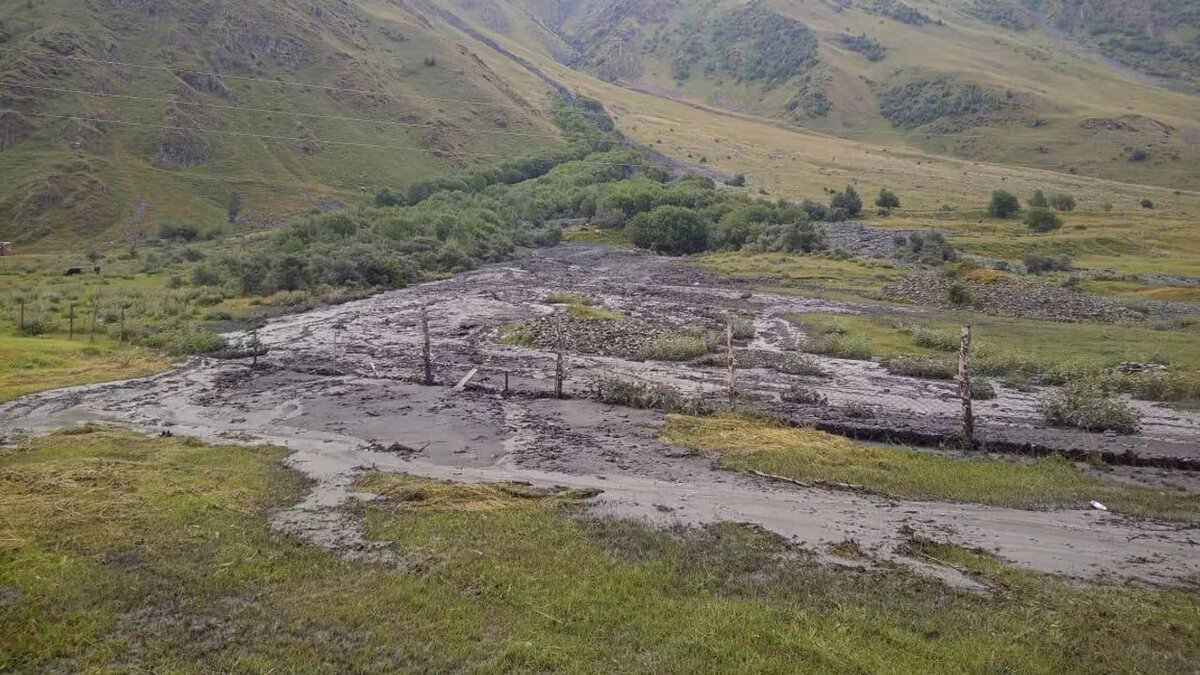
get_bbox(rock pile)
[884,273,1145,323]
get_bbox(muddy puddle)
[3,244,1198,586]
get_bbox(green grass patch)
[700,252,904,297]
[567,304,627,321]
[638,331,721,361]
[500,321,537,347]
[0,336,172,403]
[4,428,1200,671]
[663,415,1199,521]
[804,334,874,360]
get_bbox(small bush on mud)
[781,384,828,406]
[805,335,873,361]
[1040,381,1142,435]
[546,292,595,306]
[1116,370,1200,404]
[843,402,876,419]
[881,355,956,380]
[589,376,711,415]
[16,318,52,336]
[947,282,979,307]
[729,319,756,341]
[639,333,720,361]
[779,353,826,377]
[821,323,847,336]
[970,378,997,400]
[501,322,537,347]
[906,325,960,352]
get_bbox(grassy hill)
[445,0,1200,191]
[0,0,564,248]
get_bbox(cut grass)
[4,428,1200,672]
[0,336,172,403]
[663,415,1200,521]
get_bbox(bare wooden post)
[69,304,75,340]
[18,300,24,334]
[119,306,125,344]
[504,371,510,396]
[250,329,260,368]
[554,314,564,400]
[959,324,974,446]
[726,318,736,404]
[89,296,99,342]
[420,306,433,385]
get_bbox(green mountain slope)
[0,0,563,247]
[446,0,1200,190]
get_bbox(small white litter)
[1090,500,1108,511]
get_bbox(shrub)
[970,378,997,400]
[779,353,826,377]
[500,322,537,347]
[639,333,721,361]
[1028,189,1048,208]
[881,355,956,380]
[17,318,51,336]
[947,282,978,306]
[1116,371,1200,404]
[830,186,863,217]
[1141,199,1155,209]
[875,188,900,209]
[1024,208,1063,233]
[1023,252,1072,274]
[1040,382,1142,434]
[1049,193,1076,211]
[988,190,1020,218]
[781,384,828,406]
[589,376,711,415]
[894,231,956,264]
[1128,148,1149,162]
[729,319,756,341]
[907,326,960,351]
[805,335,873,360]
[626,205,709,255]
[1101,202,1113,213]
[191,265,223,287]
[725,174,747,187]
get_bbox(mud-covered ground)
[3,244,1199,586]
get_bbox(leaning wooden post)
[958,324,974,447]
[554,314,565,400]
[420,305,433,385]
[89,296,99,342]
[726,317,736,404]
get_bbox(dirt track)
[3,244,1199,585]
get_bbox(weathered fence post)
[119,306,126,344]
[420,305,433,385]
[69,304,75,340]
[726,317,736,404]
[504,371,510,396]
[554,314,565,400]
[250,329,260,368]
[89,296,99,342]
[959,324,974,447]
[18,300,24,335]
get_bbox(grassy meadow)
[3,428,1199,673]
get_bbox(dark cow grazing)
[65,267,83,276]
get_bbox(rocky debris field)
[3,244,1199,587]
[884,272,1149,323]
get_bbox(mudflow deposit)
[3,244,1199,588]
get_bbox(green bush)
[1024,208,1063,233]
[1039,381,1142,434]
[781,384,828,406]
[947,282,978,306]
[779,353,826,377]
[626,205,709,255]
[729,319,756,341]
[875,188,900,209]
[907,326,960,352]
[970,378,997,400]
[588,376,711,415]
[1116,371,1200,404]
[894,231,956,264]
[639,333,721,361]
[1028,190,1048,208]
[1141,199,1155,209]
[830,186,863,217]
[1023,252,1072,274]
[500,322,537,347]
[1049,193,1076,212]
[805,335,873,361]
[988,190,1020,218]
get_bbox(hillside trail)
[2,244,1198,586]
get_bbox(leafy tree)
[988,190,1020,218]
[830,186,863,217]
[1050,193,1076,212]
[626,205,709,255]
[875,188,900,209]
[1028,189,1048,209]
[1024,208,1063,233]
